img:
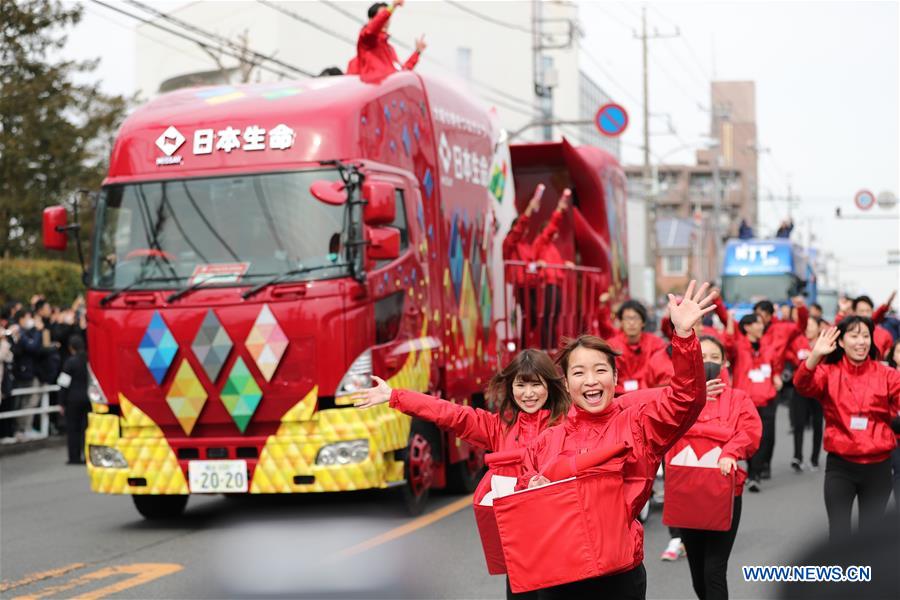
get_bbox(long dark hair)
[486,349,569,427]
[554,334,622,376]
[825,316,878,364]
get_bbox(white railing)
[0,385,62,442]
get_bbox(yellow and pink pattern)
[245,305,288,381]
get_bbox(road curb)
[0,435,67,458]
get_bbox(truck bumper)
[85,396,410,495]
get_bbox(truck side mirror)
[310,180,347,206]
[366,226,400,261]
[362,181,395,225]
[43,206,69,251]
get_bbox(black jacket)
[59,353,89,407]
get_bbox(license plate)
[188,460,248,493]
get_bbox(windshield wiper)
[241,263,349,300]
[166,278,217,303]
[100,275,185,306]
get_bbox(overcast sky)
[63,0,899,301]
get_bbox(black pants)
[65,402,90,463]
[536,563,646,599]
[790,391,823,464]
[542,284,562,350]
[507,576,539,600]
[748,403,776,480]
[680,496,743,600]
[824,454,893,542]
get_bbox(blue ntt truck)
[720,238,815,317]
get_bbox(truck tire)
[399,432,433,516]
[132,494,189,519]
[446,448,485,494]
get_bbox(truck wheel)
[132,494,189,519]
[446,448,485,494]
[400,432,433,516]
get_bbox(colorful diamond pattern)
[221,357,263,432]
[191,310,233,382]
[449,215,464,302]
[166,360,208,435]
[422,168,434,199]
[138,312,178,385]
[245,305,288,382]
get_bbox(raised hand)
[415,34,427,53]
[352,375,393,409]
[526,184,545,215]
[885,290,897,309]
[668,280,717,337]
[811,326,839,361]
[556,188,571,212]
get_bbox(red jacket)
[595,302,669,394]
[517,333,706,572]
[532,209,566,286]
[665,386,761,495]
[390,389,554,452]
[645,347,674,388]
[348,7,420,80]
[724,333,779,407]
[794,357,900,463]
[502,213,538,287]
[786,334,812,368]
[762,306,808,374]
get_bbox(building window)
[663,255,687,276]
[456,47,471,80]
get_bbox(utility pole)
[634,7,679,302]
[531,1,578,142]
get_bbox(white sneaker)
[23,430,42,440]
[660,537,685,561]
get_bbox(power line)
[648,5,712,88]
[579,46,642,106]
[444,1,531,34]
[90,0,309,79]
[319,0,364,26]
[591,4,639,32]
[256,0,357,46]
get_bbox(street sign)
[854,189,875,211]
[877,190,897,210]
[595,103,628,137]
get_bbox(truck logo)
[438,132,453,173]
[735,243,778,265]
[156,126,185,157]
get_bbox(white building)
[134,0,619,156]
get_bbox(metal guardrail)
[0,384,62,442]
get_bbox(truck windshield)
[92,170,348,290]
[721,274,796,305]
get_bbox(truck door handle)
[123,293,158,306]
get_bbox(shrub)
[0,259,84,307]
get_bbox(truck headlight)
[316,440,370,466]
[87,364,108,405]
[89,445,128,468]
[335,349,372,395]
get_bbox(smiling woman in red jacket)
[794,316,900,541]
[516,281,714,599]
[665,335,761,600]
[354,348,569,599]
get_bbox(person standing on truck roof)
[503,184,546,350]
[515,281,715,598]
[346,0,427,80]
[834,292,896,359]
[353,348,570,600]
[594,296,669,395]
[532,189,572,350]
[794,318,900,541]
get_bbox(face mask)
[703,361,722,381]
[23,319,35,330]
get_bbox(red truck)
[43,71,628,518]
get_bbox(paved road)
[1,404,889,599]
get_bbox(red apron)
[473,449,526,575]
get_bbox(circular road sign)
[877,190,897,210]
[595,103,629,137]
[854,189,876,211]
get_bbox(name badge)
[623,380,639,392]
[850,416,869,431]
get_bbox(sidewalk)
[0,433,67,457]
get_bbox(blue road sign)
[854,189,875,211]
[595,103,629,137]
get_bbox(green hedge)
[0,259,85,307]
